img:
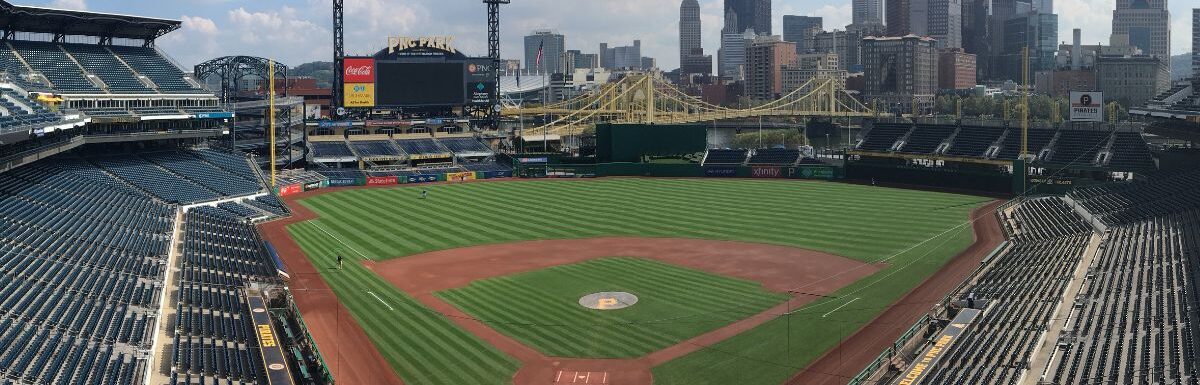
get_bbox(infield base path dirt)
[368,237,883,385]
[258,194,408,385]
[784,200,1004,385]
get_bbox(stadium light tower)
[332,0,345,113]
[485,0,509,130]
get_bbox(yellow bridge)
[502,73,874,136]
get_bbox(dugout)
[595,123,707,163]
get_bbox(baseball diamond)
[0,2,1194,385]
[266,178,991,385]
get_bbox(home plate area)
[554,370,610,384]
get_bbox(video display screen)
[376,62,465,106]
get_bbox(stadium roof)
[0,1,180,42]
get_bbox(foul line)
[822,297,860,318]
[309,221,371,260]
[366,291,394,311]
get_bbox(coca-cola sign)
[343,58,375,83]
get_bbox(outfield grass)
[285,178,987,385]
[436,257,789,358]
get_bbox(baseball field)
[274,178,991,385]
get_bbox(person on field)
[421,190,428,199]
[336,254,343,269]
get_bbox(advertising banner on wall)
[407,174,438,184]
[278,184,303,197]
[446,172,476,182]
[303,181,322,191]
[326,178,360,187]
[751,166,783,178]
[344,83,376,107]
[343,58,376,83]
[1069,91,1103,122]
[367,176,398,186]
[483,170,513,179]
[704,166,738,177]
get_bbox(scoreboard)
[342,36,495,109]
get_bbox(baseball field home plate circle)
[579,292,638,310]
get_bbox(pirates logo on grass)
[579,292,638,310]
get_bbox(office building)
[724,0,772,35]
[1097,55,1169,107]
[962,0,992,78]
[937,49,976,90]
[1193,9,1199,89]
[910,0,963,49]
[862,35,939,104]
[680,0,713,75]
[559,50,598,74]
[1001,13,1058,82]
[601,40,642,69]
[782,52,845,93]
[641,57,657,70]
[524,30,565,74]
[1111,0,1170,61]
[783,16,822,53]
[853,0,884,26]
[719,28,756,80]
[887,0,911,35]
[745,36,797,100]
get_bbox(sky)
[29,0,1197,70]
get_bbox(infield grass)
[436,257,789,358]
[285,178,988,385]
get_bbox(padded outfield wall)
[595,123,708,163]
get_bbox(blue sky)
[30,0,1196,69]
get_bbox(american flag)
[535,41,544,71]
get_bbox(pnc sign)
[387,36,458,54]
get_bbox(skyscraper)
[1111,0,1170,60]
[524,30,565,74]
[782,16,822,53]
[680,0,701,63]
[853,0,884,26]
[910,0,963,49]
[680,0,712,75]
[962,0,992,77]
[724,0,771,35]
[745,36,797,100]
[1194,9,1199,89]
[601,40,643,69]
[887,0,911,36]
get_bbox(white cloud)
[49,0,86,10]
[1169,12,1189,56]
[157,16,220,67]
[1057,0,1115,47]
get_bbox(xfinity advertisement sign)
[1069,92,1103,122]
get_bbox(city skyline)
[19,0,1196,71]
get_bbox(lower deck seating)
[1050,211,1200,385]
[747,148,800,165]
[946,127,1006,157]
[857,123,911,152]
[170,208,278,384]
[899,125,955,154]
[0,159,172,385]
[704,149,748,165]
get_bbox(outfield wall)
[274,169,514,196]
[518,162,842,180]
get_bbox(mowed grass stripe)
[437,257,791,358]
[287,179,985,384]
[286,223,520,385]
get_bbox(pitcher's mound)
[579,292,638,310]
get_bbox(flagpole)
[543,69,548,153]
